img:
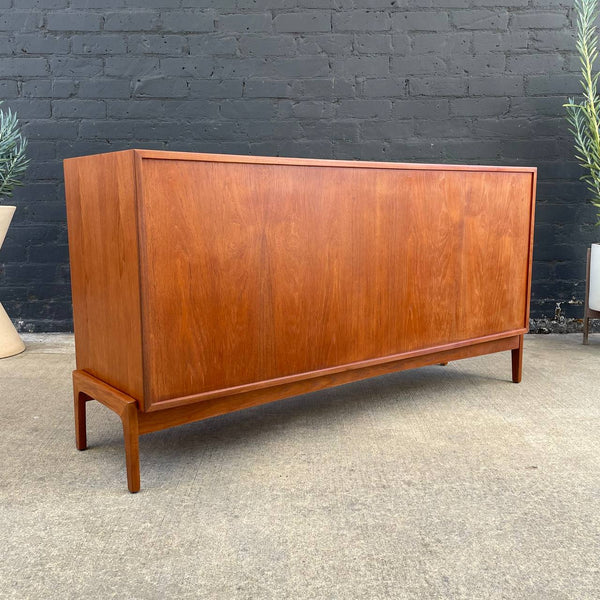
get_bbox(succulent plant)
[0,102,29,201]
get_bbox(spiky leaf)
[0,102,29,201]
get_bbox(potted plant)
[0,102,29,358]
[565,0,600,328]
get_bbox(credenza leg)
[72,370,142,493]
[121,403,140,494]
[75,392,89,451]
[511,335,524,384]
[73,374,90,451]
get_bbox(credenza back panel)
[139,157,533,408]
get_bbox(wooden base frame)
[584,248,600,345]
[73,334,524,493]
[74,371,140,492]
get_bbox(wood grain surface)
[65,149,536,491]
[136,155,534,409]
[64,151,144,401]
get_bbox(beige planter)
[0,206,25,358]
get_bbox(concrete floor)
[0,333,599,599]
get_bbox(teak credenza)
[64,150,537,492]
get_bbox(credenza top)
[64,148,537,175]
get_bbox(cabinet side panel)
[64,151,144,401]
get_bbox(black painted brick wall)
[0,0,595,332]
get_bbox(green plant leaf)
[565,0,600,219]
[0,101,29,201]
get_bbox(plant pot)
[0,206,25,359]
[590,243,600,312]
